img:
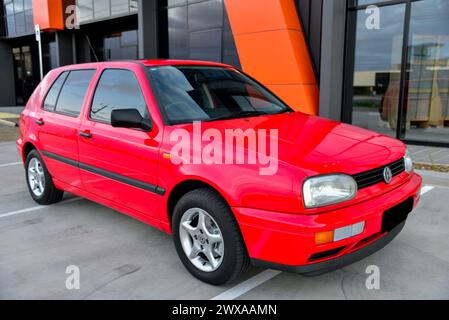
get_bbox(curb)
[0,119,18,127]
[414,162,449,173]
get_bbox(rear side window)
[54,70,95,117]
[90,69,148,124]
[43,72,69,112]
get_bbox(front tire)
[173,188,250,285]
[25,149,64,205]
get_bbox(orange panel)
[32,0,67,31]
[224,0,302,34]
[234,30,316,85]
[224,0,319,115]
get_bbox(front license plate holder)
[382,197,414,232]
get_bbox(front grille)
[353,158,405,190]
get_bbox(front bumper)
[233,173,422,273]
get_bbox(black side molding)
[41,150,166,196]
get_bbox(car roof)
[51,60,234,73]
[139,59,233,69]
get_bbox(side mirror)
[111,109,153,132]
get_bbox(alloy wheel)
[179,208,225,272]
[28,157,45,197]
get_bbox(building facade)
[0,0,447,147]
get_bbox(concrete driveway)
[0,141,448,300]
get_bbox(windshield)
[148,66,292,125]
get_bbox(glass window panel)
[5,2,14,15]
[130,0,138,12]
[77,0,93,22]
[55,70,96,117]
[111,0,129,16]
[24,9,33,33]
[168,0,187,7]
[351,4,405,138]
[188,0,223,32]
[121,30,137,46]
[44,72,69,112]
[14,11,25,35]
[404,0,449,143]
[23,0,31,10]
[222,9,240,68]
[168,6,188,59]
[13,0,23,13]
[120,46,137,60]
[6,15,15,36]
[356,0,394,6]
[90,69,148,123]
[189,29,222,62]
[94,0,110,19]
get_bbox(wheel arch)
[166,179,234,230]
[23,141,38,161]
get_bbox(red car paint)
[17,60,422,269]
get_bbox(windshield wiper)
[275,108,292,115]
[205,111,267,122]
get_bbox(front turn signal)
[315,230,334,245]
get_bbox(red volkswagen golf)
[17,60,422,285]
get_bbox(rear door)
[37,69,96,188]
[78,65,161,221]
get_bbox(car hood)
[192,112,406,176]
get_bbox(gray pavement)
[408,145,449,166]
[0,106,24,114]
[0,141,448,300]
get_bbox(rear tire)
[172,188,250,285]
[25,149,64,205]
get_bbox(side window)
[90,69,148,124]
[43,72,69,111]
[54,70,96,117]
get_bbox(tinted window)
[148,66,291,124]
[55,70,95,117]
[43,72,69,112]
[90,69,148,123]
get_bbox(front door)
[78,66,161,221]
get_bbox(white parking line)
[212,184,437,300]
[0,197,83,219]
[421,186,435,195]
[211,270,282,300]
[0,162,22,168]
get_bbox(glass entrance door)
[403,0,449,144]
[345,0,449,146]
[12,45,34,105]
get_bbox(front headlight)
[404,149,413,174]
[303,174,358,209]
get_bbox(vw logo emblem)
[383,167,393,184]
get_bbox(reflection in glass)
[357,0,393,6]
[168,6,188,58]
[189,29,222,62]
[166,0,241,67]
[351,4,405,137]
[103,30,138,61]
[404,0,449,143]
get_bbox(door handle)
[79,131,92,139]
[35,119,45,126]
